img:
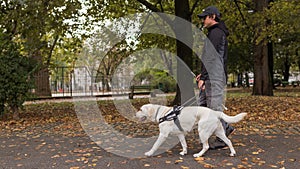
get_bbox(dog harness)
[158,105,184,131]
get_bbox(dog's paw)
[179,150,187,156]
[145,151,154,157]
[229,152,236,157]
[193,153,203,158]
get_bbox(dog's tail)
[220,112,247,124]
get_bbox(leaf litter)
[0,91,299,168]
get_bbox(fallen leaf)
[83,153,91,157]
[175,159,183,164]
[51,154,60,158]
[277,160,285,165]
[237,164,246,168]
[225,162,233,166]
[194,157,205,161]
[288,158,296,162]
[203,163,214,168]
[70,167,80,169]
[269,164,278,168]
[242,157,248,161]
[17,164,23,167]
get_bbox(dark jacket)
[200,21,229,82]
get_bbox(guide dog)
[136,104,247,157]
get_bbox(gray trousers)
[198,80,230,131]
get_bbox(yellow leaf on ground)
[194,157,205,161]
[226,162,233,166]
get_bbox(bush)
[0,33,35,117]
[134,69,176,93]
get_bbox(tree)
[89,0,201,105]
[249,0,300,93]
[0,0,84,97]
[134,0,200,105]
[79,26,134,91]
[266,0,300,83]
[0,32,35,119]
[87,0,300,97]
[251,0,274,95]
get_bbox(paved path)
[1,127,299,169]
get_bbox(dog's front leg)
[145,133,168,156]
[177,133,187,155]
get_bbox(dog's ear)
[141,105,148,112]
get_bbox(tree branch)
[46,35,59,67]
[136,0,161,12]
[235,0,252,9]
[190,0,201,16]
[158,0,164,12]
[233,0,249,28]
[136,0,175,31]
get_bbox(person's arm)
[200,61,208,81]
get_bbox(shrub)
[134,68,176,92]
[0,33,35,118]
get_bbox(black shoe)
[226,125,235,137]
[209,138,227,150]
[209,126,235,150]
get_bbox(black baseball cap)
[197,6,221,18]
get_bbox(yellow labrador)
[136,104,247,157]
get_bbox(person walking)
[196,6,235,149]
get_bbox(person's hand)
[196,74,201,81]
[198,80,205,90]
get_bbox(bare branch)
[233,0,249,28]
[190,0,201,16]
[136,0,161,12]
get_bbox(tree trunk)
[34,67,51,96]
[267,0,274,89]
[283,55,290,81]
[105,76,111,91]
[0,102,4,117]
[172,0,195,106]
[32,50,51,97]
[252,0,273,96]
[253,41,273,95]
[268,42,275,89]
[245,73,250,87]
[12,106,20,120]
[297,50,300,73]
